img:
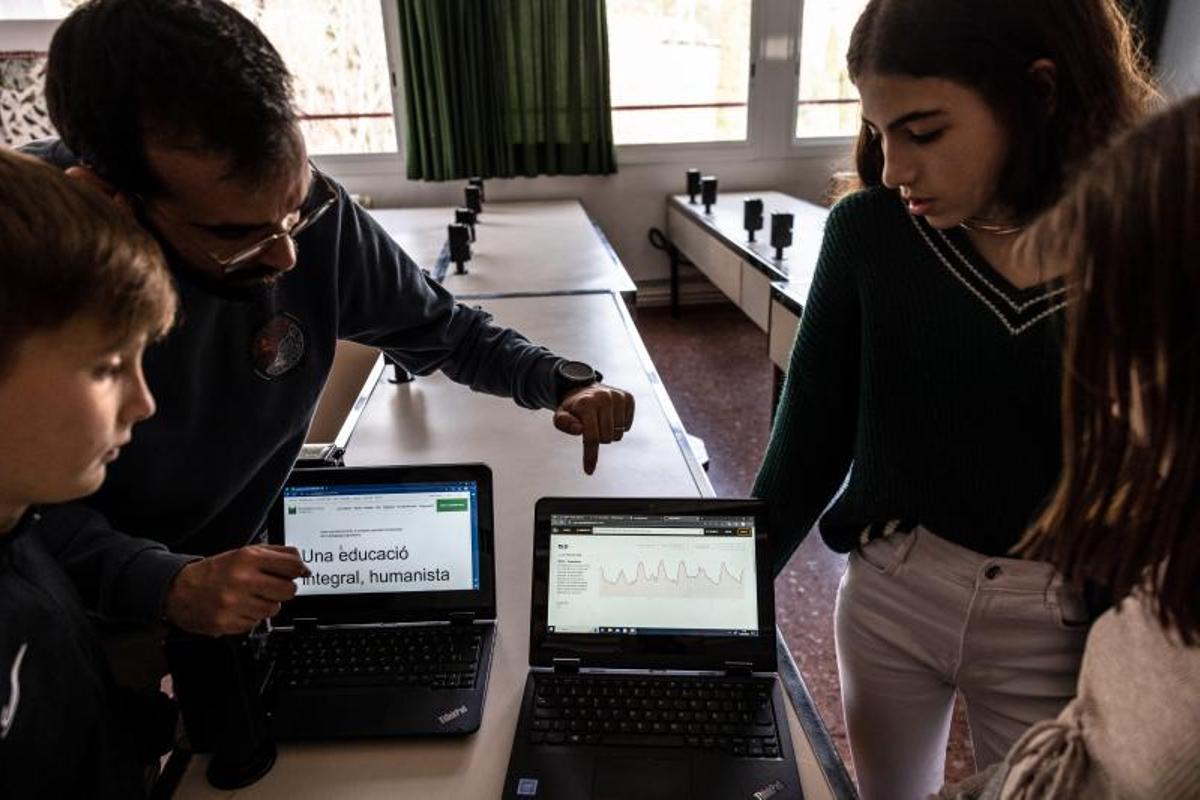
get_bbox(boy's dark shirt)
[0,511,145,799]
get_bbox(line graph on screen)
[598,560,746,599]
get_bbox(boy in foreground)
[0,146,177,797]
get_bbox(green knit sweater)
[754,187,1069,574]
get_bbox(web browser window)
[283,481,480,596]
[547,513,759,636]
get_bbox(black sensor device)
[455,207,477,241]
[468,176,486,202]
[686,168,701,204]
[701,175,718,214]
[166,633,276,790]
[744,198,764,242]
[465,185,482,214]
[770,213,794,260]
[448,223,472,274]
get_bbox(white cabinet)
[769,299,801,371]
[740,264,771,332]
[667,206,742,304]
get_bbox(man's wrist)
[157,554,202,625]
[553,359,603,404]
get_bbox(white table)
[171,293,854,799]
[665,192,827,329]
[369,201,637,301]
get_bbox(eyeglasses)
[136,163,338,275]
[215,168,337,273]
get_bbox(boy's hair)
[845,0,1159,218]
[45,0,297,196]
[1017,95,1200,644]
[0,148,176,373]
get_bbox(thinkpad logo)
[752,780,786,800]
[437,705,468,725]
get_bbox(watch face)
[560,361,595,382]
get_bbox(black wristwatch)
[554,359,603,403]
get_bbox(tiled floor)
[635,300,975,788]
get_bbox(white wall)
[0,19,57,50]
[1158,0,1200,98]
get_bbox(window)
[606,0,752,146]
[795,0,868,139]
[29,0,866,155]
[45,0,397,155]
[225,0,397,155]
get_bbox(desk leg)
[670,249,680,319]
[621,289,638,322]
[385,354,414,384]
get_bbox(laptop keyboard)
[528,674,781,758]
[267,626,482,691]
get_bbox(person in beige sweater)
[937,94,1200,800]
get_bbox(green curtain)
[1120,0,1170,63]
[398,0,616,181]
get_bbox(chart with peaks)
[547,527,759,635]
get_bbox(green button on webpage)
[437,498,469,512]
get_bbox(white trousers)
[834,526,1089,800]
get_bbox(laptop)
[502,497,802,800]
[259,463,496,740]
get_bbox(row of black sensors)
[449,177,486,275]
[685,169,794,261]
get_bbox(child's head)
[1020,95,1200,642]
[0,148,176,520]
[846,0,1157,228]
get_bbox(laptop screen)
[547,513,759,637]
[269,464,495,624]
[283,480,480,597]
[531,498,775,671]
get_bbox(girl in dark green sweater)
[753,2,1157,797]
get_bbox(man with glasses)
[24,0,635,641]
[134,163,338,288]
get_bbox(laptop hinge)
[724,660,754,676]
[552,658,581,674]
[294,617,318,633]
[448,611,475,625]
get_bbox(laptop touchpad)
[593,756,690,800]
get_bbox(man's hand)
[553,384,636,475]
[163,544,310,636]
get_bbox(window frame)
[269,0,403,163]
[787,0,866,151]
[606,0,759,162]
[314,0,405,176]
[611,0,856,164]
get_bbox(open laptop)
[260,463,496,740]
[503,497,802,800]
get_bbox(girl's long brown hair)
[844,0,1158,217]
[1017,95,1200,644]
